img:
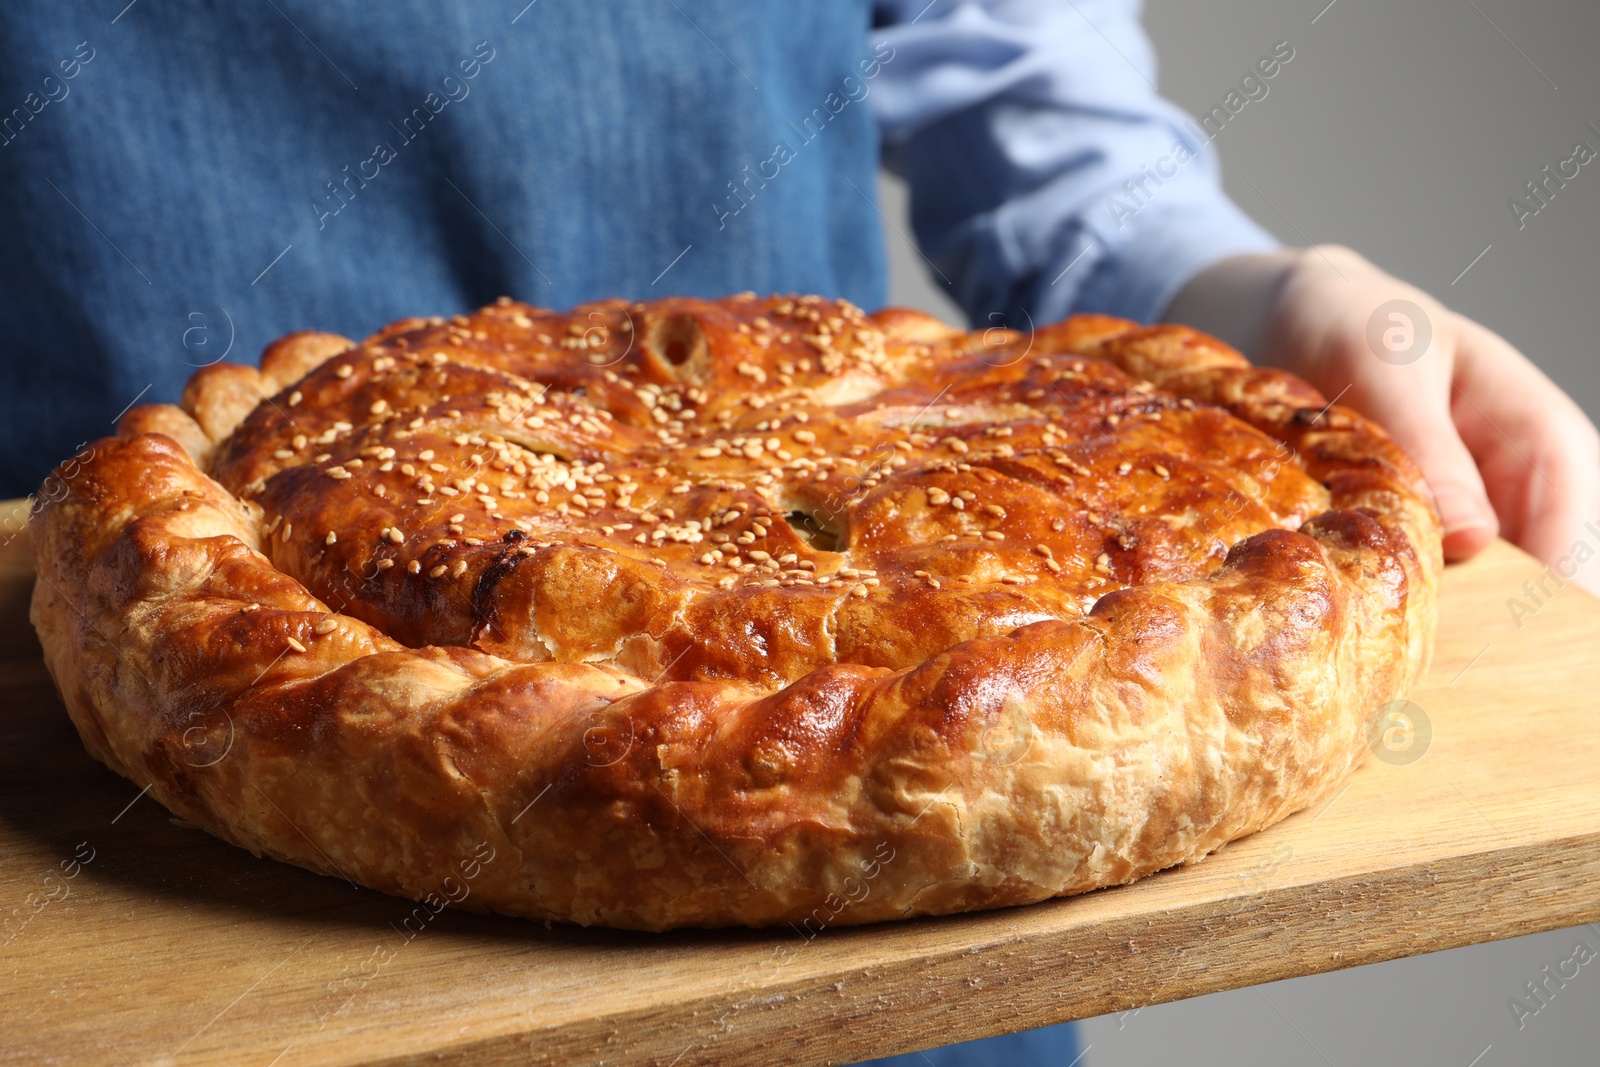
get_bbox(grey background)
[878,0,1600,1063]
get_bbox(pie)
[29,294,1440,931]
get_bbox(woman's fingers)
[1332,337,1499,562]
[1448,317,1600,582]
[1399,415,1500,563]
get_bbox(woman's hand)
[1165,245,1600,592]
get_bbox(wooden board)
[2,496,1597,1067]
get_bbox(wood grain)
[1,495,1596,1067]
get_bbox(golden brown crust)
[30,294,1440,930]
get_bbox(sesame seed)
[314,618,338,635]
[287,637,307,653]
[428,564,448,578]
[450,560,468,578]
[325,531,338,546]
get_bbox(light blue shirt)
[874,0,1280,327]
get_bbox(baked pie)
[30,294,1439,930]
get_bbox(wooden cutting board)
[2,496,1597,1067]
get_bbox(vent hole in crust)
[662,335,691,366]
[785,509,842,553]
[642,313,709,377]
[498,434,571,460]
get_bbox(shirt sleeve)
[869,0,1280,327]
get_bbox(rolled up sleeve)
[870,0,1279,326]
